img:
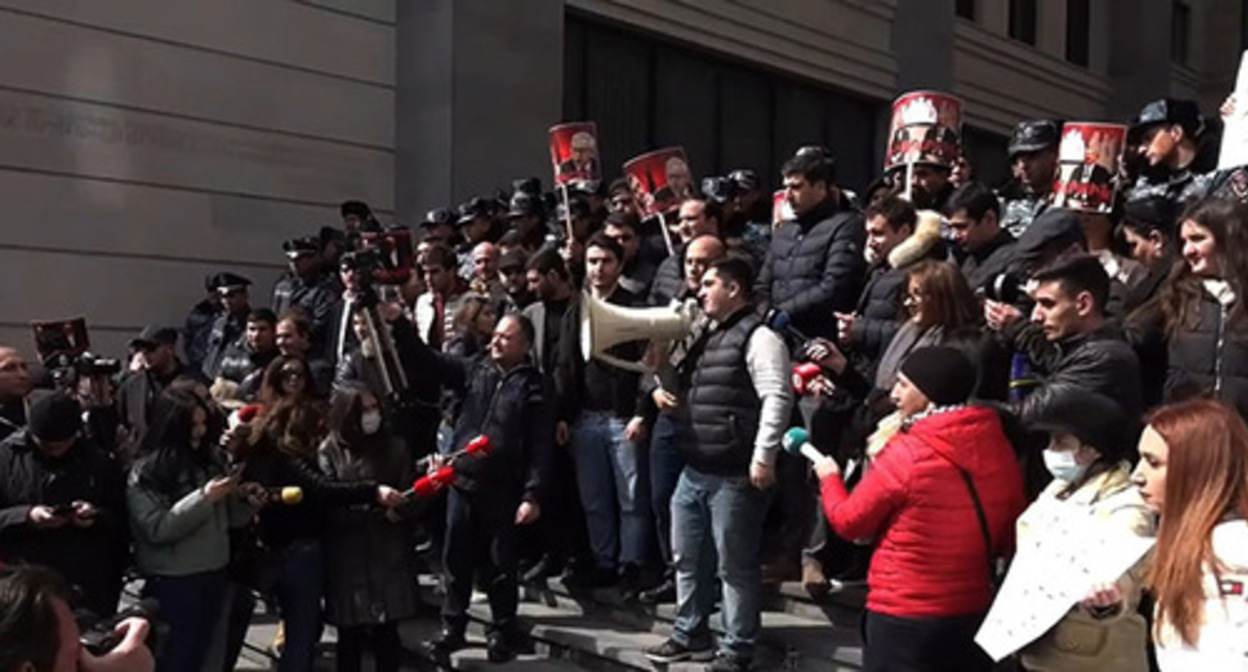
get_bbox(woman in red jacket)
[810,345,1026,672]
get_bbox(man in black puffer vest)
[644,258,793,672]
[756,146,866,341]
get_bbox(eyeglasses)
[281,369,306,379]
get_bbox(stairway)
[422,578,866,671]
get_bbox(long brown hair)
[1159,197,1248,339]
[254,354,321,458]
[905,260,982,332]
[1145,398,1248,646]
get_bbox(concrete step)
[502,578,865,671]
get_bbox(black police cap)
[1131,98,1204,138]
[421,208,455,228]
[282,235,321,258]
[1008,120,1060,158]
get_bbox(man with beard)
[497,250,533,313]
[999,120,1059,238]
[902,162,954,211]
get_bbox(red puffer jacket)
[821,405,1026,618]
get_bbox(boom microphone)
[782,427,826,464]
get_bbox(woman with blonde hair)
[1132,397,1248,668]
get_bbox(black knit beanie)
[899,346,976,406]
[27,391,82,443]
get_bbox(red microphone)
[792,362,823,395]
[410,466,455,498]
[405,435,492,499]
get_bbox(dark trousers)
[274,539,325,672]
[442,488,519,636]
[649,413,686,569]
[142,569,229,672]
[519,436,589,573]
[863,610,992,672]
[336,623,402,672]
[221,581,256,672]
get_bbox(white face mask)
[360,410,382,436]
[1043,447,1087,483]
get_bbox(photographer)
[986,255,1142,486]
[0,392,128,618]
[0,565,153,672]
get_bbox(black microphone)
[764,308,811,344]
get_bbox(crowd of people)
[3,90,1248,672]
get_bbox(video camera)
[979,271,1028,306]
[342,227,415,289]
[701,176,743,204]
[31,318,122,391]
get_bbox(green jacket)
[127,464,253,577]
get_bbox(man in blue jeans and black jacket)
[644,257,793,672]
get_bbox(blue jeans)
[572,410,650,568]
[275,539,325,672]
[142,569,229,672]
[649,413,687,567]
[670,467,768,660]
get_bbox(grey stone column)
[892,0,956,92]
[1106,0,1173,118]
[396,0,564,222]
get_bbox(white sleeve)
[744,326,794,467]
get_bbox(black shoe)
[644,638,714,664]
[638,577,677,604]
[619,563,641,599]
[423,629,466,664]
[486,633,517,663]
[706,652,751,672]
[522,553,564,583]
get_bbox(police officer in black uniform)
[998,119,1059,238]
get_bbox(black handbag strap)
[954,466,997,586]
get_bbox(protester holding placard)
[1010,390,1154,672]
[1133,398,1248,669]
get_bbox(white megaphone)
[580,291,694,372]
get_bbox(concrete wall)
[0,0,1241,360]
[0,0,395,358]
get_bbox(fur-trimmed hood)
[887,210,945,270]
